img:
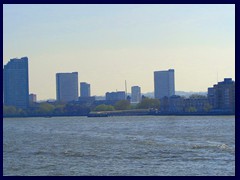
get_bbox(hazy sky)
[3,4,235,100]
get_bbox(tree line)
[3,98,160,117]
[3,95,213,117]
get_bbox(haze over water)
[3,116,235,176]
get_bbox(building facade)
[131,86,141,103]
[208,78,235,112]
[154,69,175,99]
[29,93,37,103]
[3,57,29,108]
[80,82,90,97]
[105,91,126,101]
[184,96,209,112]
[56,72,79,102]
[160,95,210,113]
[160,95,185,113]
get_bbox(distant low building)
[168,95,185,112]
[184,95,209,112]
[29,93,37,103]
[160,95,210,113]
[160,95,185,113]
[208,78,235,112]
[106,91,126,101]
[207,87,215,109]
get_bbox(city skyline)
[3,4,235,100]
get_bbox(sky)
[3,4,235,100]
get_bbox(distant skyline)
[3,4,235,100]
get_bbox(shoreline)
[3,112,235,118]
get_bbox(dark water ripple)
[3,116,235,176]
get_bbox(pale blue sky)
[3,4,235,100]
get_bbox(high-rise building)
[106,91,126,101]
[3,57,29,108]
[80,82,90,97]
[131,86,141,103]
[154,69,175,99]
[56,72,78,102]
[208,78,235,112]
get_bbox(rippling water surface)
[3,116,235,176]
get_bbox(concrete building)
[131,86,141,103]
[56,72,78,102]
[208,78,235,112]
[3,57,29,108]
[154,69,175,99]
[207,87,215,108]
[160,95,209,113]
[106,91,126,101]
[29,93,37,103]
[184,96,209,112]
[80,82,90,97]
[160,95,185,113]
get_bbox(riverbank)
[88,110,235,117]
[3,109,235,118]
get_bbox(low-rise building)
[160,95,185,113]
[106,91,126,101]
[29,93,37,103]
[208,78,235,112]
[184,96,209,112]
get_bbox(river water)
[3,116,235,176]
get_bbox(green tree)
[17,108,27,116]
[37,103,55,115]
[64,103,90,115]
[114,100,130,110]
[3,105,18,116]
[3,105,27,117]
[94,104,115,111]
[53,103,66,115]
[203,103,212,112]
[137,98,160,109]
[186,106,197,112]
